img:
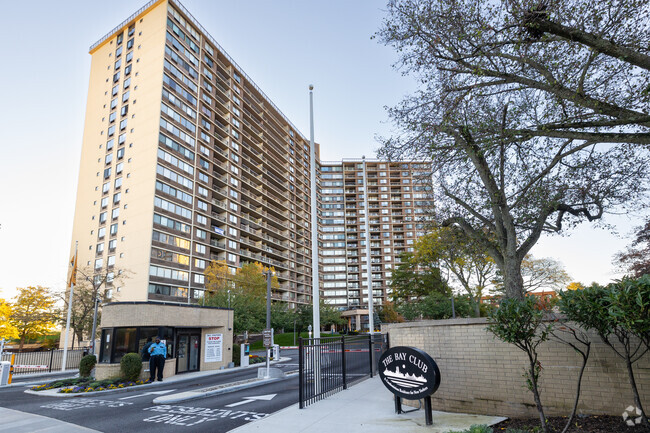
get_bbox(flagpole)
[309,85,320,340]
[61,241,77,372]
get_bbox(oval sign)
[378,346,441,400]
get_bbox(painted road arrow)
[224,393,277,407]
[118,389,177,400]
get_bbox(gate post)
[341,336,347,389]
[368,334,373,377]
[49,349,55,373]
[298,337,304,409]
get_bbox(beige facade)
[69,0,315,308]
[383,318,650,418]
[319,159,432,316]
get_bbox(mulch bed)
[494,415,650,432]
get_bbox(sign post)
[378,346,441,426]
[263,328,272,378]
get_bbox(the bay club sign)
[378,346,441,400]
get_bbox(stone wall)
[382,318,650,418]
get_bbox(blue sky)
[0,0,642,299]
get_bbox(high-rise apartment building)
[69,0,434,322]
[69,0,316,309]
[318,159,433,310]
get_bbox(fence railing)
[1,349,88,375]
[298,334,388,408]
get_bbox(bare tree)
[59,266,127,348]
[377,0,650,298]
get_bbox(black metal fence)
[299,334,388,408]
[1,349,88,375]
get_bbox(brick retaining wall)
[382,318,650,417]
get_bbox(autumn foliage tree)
[377,0,650,300]
[0,299,18,341]
[204,261,279,334]
[415,227,495,316]
[9,287,59,351]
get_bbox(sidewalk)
[231,376,506,433]
[0,407,101,433]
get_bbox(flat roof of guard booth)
[100,301,233,328]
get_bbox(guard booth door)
[176,329,201,373]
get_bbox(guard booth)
[96,302,233,380]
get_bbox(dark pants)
[149,355,164,381]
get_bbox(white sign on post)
[204,333,223,363]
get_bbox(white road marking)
[225,393,277,407]
[119,389,177,400]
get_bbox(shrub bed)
[30,376,150,393]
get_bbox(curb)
[153,371,299,404]
[1,371,79,389]
[21,357,292,399]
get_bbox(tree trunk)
[19,334,25,353]
[503,256,525,300]
[560,347,590,433]
[529,359,550,433]
[625,356,649,427]
[473,297,481,317]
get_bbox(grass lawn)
[249,331,341,350]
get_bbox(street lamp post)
[263,269,274,378]
[227,289,231,330]
[90,294,100,355]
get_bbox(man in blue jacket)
[148,337,167,382]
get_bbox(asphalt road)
[0,351,301,433]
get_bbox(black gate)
[298,334,388,408]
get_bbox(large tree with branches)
[377,0,650,299]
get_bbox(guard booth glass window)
[99,326,176,364]
[138,327,159,357]
[100,328,113,363]
[113,328,137,362]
